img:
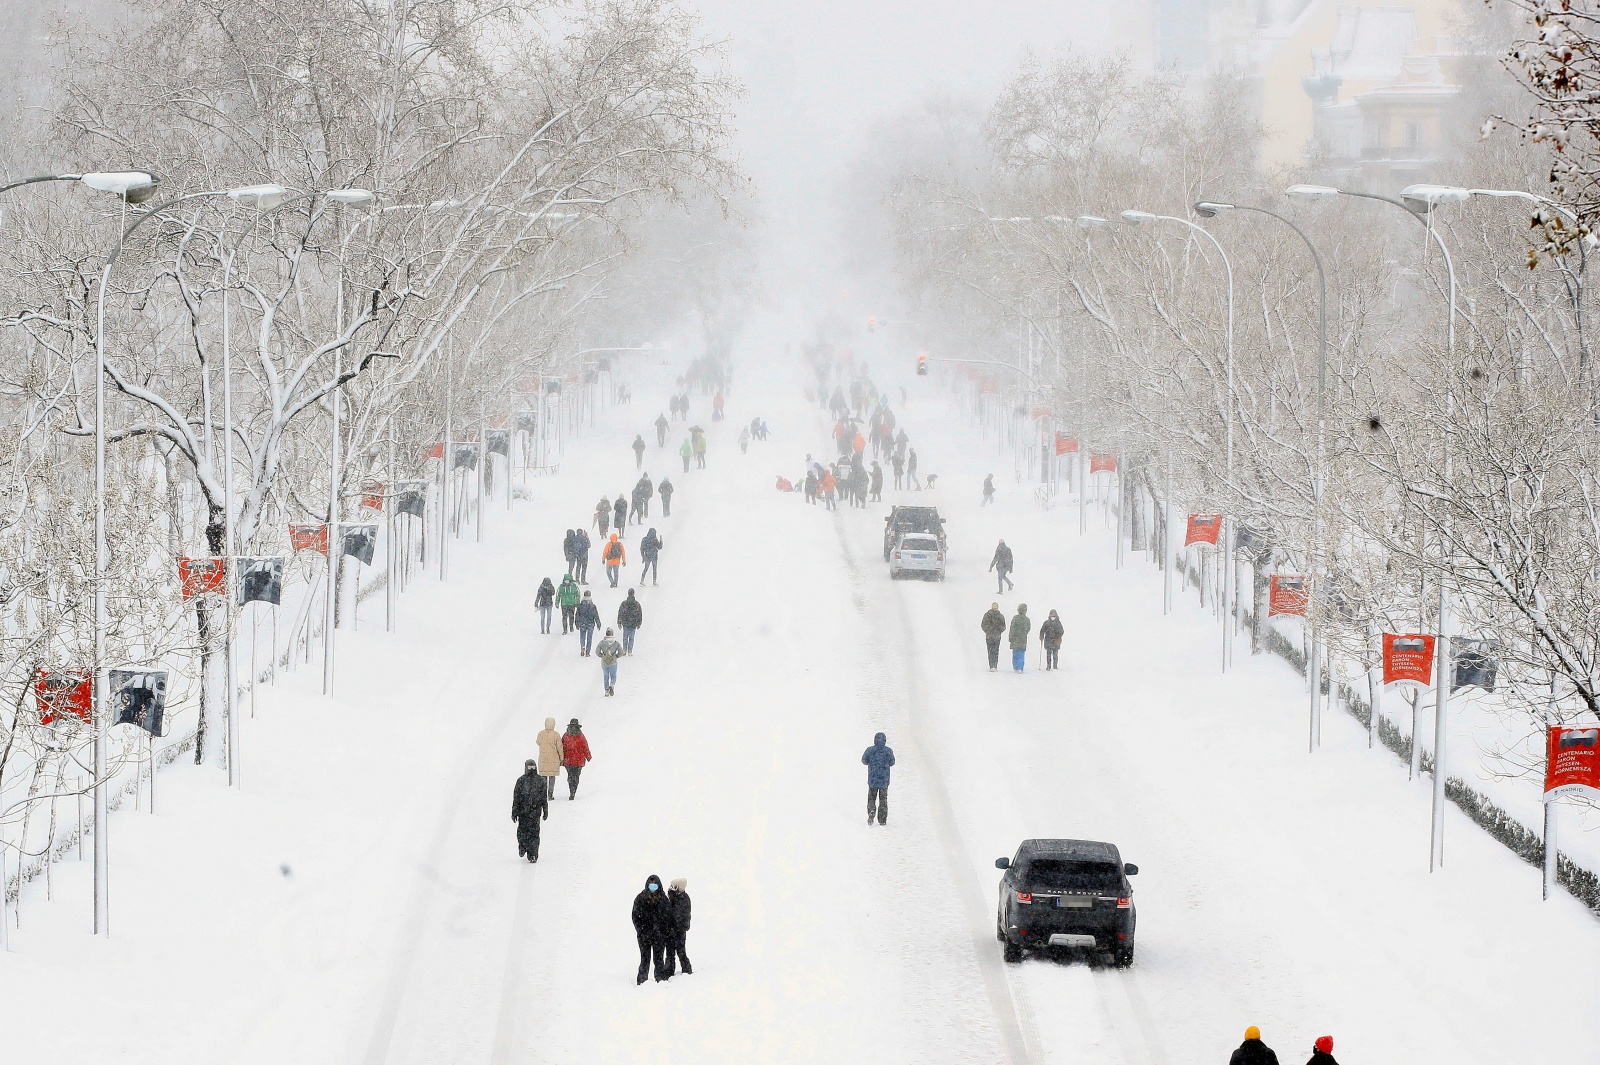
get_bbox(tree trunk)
[193,510,228,766]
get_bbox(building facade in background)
[1148,0,1482,191]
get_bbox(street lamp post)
[1121,210,1237,673]
[1196,199,1330,751]
[1288,182,1462,872]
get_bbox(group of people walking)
[979,602,1063,672]
[1230,1026,1341,1065]
[631,874,693,983]
[511,718,594,862]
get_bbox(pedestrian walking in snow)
[891,451,904,490]
[657,477,674,517]
[561,718,591,799]
[804,468,818,503]
[990,539,1015,593]
[712,391,725,421]
[692,428,707,469]
[537,717,563,800]
[632,474,652,522]
[576,591,600,655]
[655,413,669,446]
[1040,609,1064,671]
[869,461,883,502]
[1230,1027,1280,1065]
[511,759,548,861]
[613,495,628,534]
[821,467,838,511]
[597,628,624,695]
[982,473,995,506]
[563,528,577,576]
[618,588,643,653]
[593,497,611,538]
[679,436,692,472]
[573,528,592,584]
[1304,1036,1337,1065]
[558,574,581,633]
[1008,604,1031,672]
[739,426,750,454]
[981,602,1006,672]
[603,532,627,587]
[632,434,646,468]
[862,732,896,825]
[639,527,662,585]
[632,875,673,984]
[665,878,693,975]
[536,576,556,634]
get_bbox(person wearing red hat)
[1305,1035,1337,1065]
[1230,1026,1280,1065]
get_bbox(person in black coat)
[511,760,548,862]
[1230,1027,1280,1065]
[990,539,1014,593]
[980,602,1007,672]
[658,477,674,517]
[535,577,556,634]
[632,874,672,983]
[613,495,628,533]
[562,529,577,576]
[617,589,644,653]
[632,434,646,468]
[1305,1035,1337,1065]
[575,592,601,656]
[573,528,591,584]
[1039,609,1064,671]
[664,878,692,976]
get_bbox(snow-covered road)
[7,331,1600,1065]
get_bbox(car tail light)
[893,551,901,559]
[1117,897,1131,909]
[1015,891,1032,903]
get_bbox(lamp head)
[228,183,292,209]
[1119,210,1157,225]
[1194,201,1234,218]
[1285,184,1340,199]
[1399,184,1470,213]
[79,171,161,204]
[325,188,377,206]
[1075,215,1109,227]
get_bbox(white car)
[889,532,945,580]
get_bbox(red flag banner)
[289,523,329,556]
[423,442,444,460]
[1090,452,1117,474]
[34,668,92,726]
[1030,407,1052,421]
[1382,633,1436,691]
[361,481,385,511]
[1268,575,1309,617]
[1185,514,1222,547]
[1546,727,1600,800]
[178,557,226,601]
[1055,433,1078,455]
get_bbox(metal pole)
[477,400,486,544]
[323,345,339,698]
[441,337,451,581]
[1163,448,1174,615]
[386,421,395,632]
[93,260,111,937]
[222,249,239,785]
[1544,800,1558,900]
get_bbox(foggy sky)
[682,0,1126,278]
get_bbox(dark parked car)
[883,505,946,561]
[995,839,1137,966]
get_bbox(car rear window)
[1022,859,1122,892]
[901,538,937,551]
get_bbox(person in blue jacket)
[861,732,896,826]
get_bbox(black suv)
[995,839,1138,966]
[882,505,946,561]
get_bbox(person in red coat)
[561,718,592,800]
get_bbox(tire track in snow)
[827,510,1042,1065]
[360,632,562,1065]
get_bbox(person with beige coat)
[537,718,563,800]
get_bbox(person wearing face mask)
[1039,609,1064,671]
[632,874,672,984]
[510,759,548,862]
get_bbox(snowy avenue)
[8,2,1600,1064]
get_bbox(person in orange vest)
[852,431,866,456]
[603,532,627,587]
[820,468,838,511]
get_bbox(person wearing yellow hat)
[1229,1025,1280,1065]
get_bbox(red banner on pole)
[34,668,92,726]
[1382,633,1436,691]
[361,481,385,511]
[1055,433,1078,455]
[1030,407,1052,420]
[1546,727,1600,800]
[178,557,226,601]
[289,523,329,556]
[1268,575,1309,617]
[423,442,444,460]
[1090,452,1117,474]
[1185,514,1222,547]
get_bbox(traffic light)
[916,352,928,376]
